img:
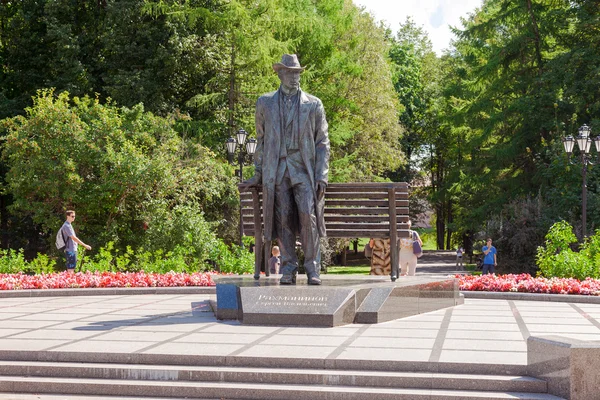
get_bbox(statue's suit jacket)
[254,88,330,241]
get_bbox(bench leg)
[254,237,262,280]
[390,239,399,281]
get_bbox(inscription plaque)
[213,275,463,327]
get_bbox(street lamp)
[563,124,599,238]
[225,129,257,245]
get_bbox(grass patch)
[326,265,371,275]
[464,264,482,275]
[414,228,436,251]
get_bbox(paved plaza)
[0,291,599,366]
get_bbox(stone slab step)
[0,376,565,400]
[0,361,546,393]
[0,350,529,376]
[0,395,219,400]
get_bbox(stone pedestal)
[527,335,600,399]
[213,275,462,327]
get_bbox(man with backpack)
[57,210,91,274]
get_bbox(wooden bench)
[239,182,410,281]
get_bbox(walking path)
[0,252,598,379]
[1,290,599,367]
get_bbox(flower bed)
[0,271,215,290]
[4,271,600,296]
[457,273,600,296]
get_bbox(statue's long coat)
[254,89,330,241]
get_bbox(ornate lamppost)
[225,129,257,245]
[562,124,599,238]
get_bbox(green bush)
[78,240,253,274]
[0,249,56,274]
[1,90,239,255]
[536,221,600,280]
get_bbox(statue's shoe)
[307,277,322,285]
[280,274,296,285]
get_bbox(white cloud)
[354,0,482,55]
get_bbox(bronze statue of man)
[242,54,330,285]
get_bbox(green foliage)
[208,241,254,274]
[0,249,27,274]
[326,266,370,275]
[1,90,239,253]
[0,249,56,274]
[483,196,553,274]
[0,0,408,260]
[79,240,252,274]
[414,228,437,251]
[536,221,600,280]
[27,253,58,275]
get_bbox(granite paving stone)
[444,330,524,341]
[519,317,593,324]
[335,347,432,361]
[526,324,600,333]
[373,321,443,329]
[450,315,518,323]
[4,320,64,329]
[114,323,215,333]
[447,322,521,332]
[173,332,266,344]
[0,292,599,371]
[0,339,70,351]
[50,340,158,353]
[267,334,350,347]
[145,342,246,356]
[517,311,579,317]
[361,327,439,338]
[13,313,94,322]
[199,324,280,334]
[544,333,600,340]
[8,329,102,340]
[439,349,527,364]
[235,344,339,359]
[0,329,28,338]
[0,313,27,319]
[89,330,184,342]
[442,338,527,352]
[277,326,361,336]
[349,336,436,349]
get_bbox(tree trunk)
[228,41,236,137]
[446,200,453,250]
[0,194,6,249]
[436,202,445,250]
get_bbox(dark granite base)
[213,275,463,327]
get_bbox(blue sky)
[355,0,483,55]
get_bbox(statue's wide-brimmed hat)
[273,54,305,73]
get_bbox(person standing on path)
[60,210,91,274]
[481,238,497,275]
[456,246,464,268]
[398,220,422,276]
[269,246,281,274]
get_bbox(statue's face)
[278,69,301,91]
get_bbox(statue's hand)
[239,175,261,189]
[316,181,326,200]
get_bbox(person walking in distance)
[60,210,91,274]
[241,54,330,286]
[456,246,464,269]
[481,238,497,275]
[398,220,422,276]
